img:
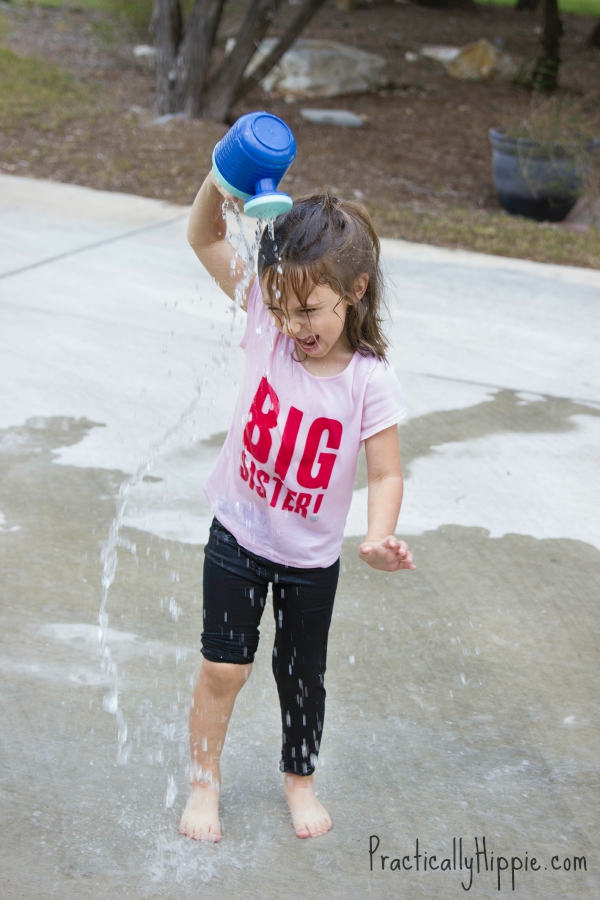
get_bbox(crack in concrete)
[0,213,187,281]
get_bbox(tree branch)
[234,0,329,104]
[203,0,283,121]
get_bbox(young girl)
[178,172,415,843]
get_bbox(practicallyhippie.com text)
[369,836,588,892]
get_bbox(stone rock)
[420,45,460,64]
[299,108,364,127]
[249,39,389,99]
[564,196,600,230]
[445,38,518,81]
[133,44,155,58]
[133,44,155,69]
[154,112,187,126]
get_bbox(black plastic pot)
[489,127,599,222]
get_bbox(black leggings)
[201,518,339,776]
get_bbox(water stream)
[98,203,267,768]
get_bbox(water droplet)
[164,775,178,809]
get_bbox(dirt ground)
[1,1,600,265]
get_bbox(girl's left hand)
[358,536,416,572]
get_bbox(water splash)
[229,204,265,309]
[98,200,274,768]
[164,774,178,809]
[99,383,206,763]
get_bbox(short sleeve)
[239,276,268,351]
[360,360,407,442]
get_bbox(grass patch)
[476,0,600,15]
[0,11,91,131]
[11,0,600,16]
[0,45,90,131]
[370,203,600,269]
[9,0,195,33]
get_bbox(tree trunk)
[153,0,330,123]
[531,0,563,91]
[586,21,600,48]
[151,0,183,114]
[172,0,228,117]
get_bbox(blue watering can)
[212,112,296,219]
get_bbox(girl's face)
[262,275,368,362]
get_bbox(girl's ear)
[354,273,369,301]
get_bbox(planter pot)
[489,127,599,222]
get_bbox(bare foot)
[284,773,332,839]
[179,781,221,842]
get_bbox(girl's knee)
[201,659,252,694]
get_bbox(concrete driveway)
[1,174,599,899]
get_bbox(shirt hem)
[204,486,342,569]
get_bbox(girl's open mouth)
[297,335,319,352]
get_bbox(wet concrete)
[1,176,600,899]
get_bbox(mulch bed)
[1,1,599,263]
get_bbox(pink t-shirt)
[203,278,407,568]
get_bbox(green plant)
[501,94,600,202]
[504,94,600,147]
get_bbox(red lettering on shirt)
[294,493,311,518]
[255,469,270,499]
[297,418,343,490]
[243,376,280,464]
[270,476,284,508]
[241,378,343,516]
[240,449,249,481]
[282,488,297,512]
[274,406,303,480]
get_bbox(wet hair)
[257,193,388,360]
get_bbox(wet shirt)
[203,278,407,568]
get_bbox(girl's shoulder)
[357,352,407,441]
[354,348,393,378]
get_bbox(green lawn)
[369,203,600,271]
[477,0,599,15]
[10,0,600,17]
[0,47,89,131]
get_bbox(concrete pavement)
[1,174,599,899]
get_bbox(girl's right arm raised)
[187,172,255,311]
